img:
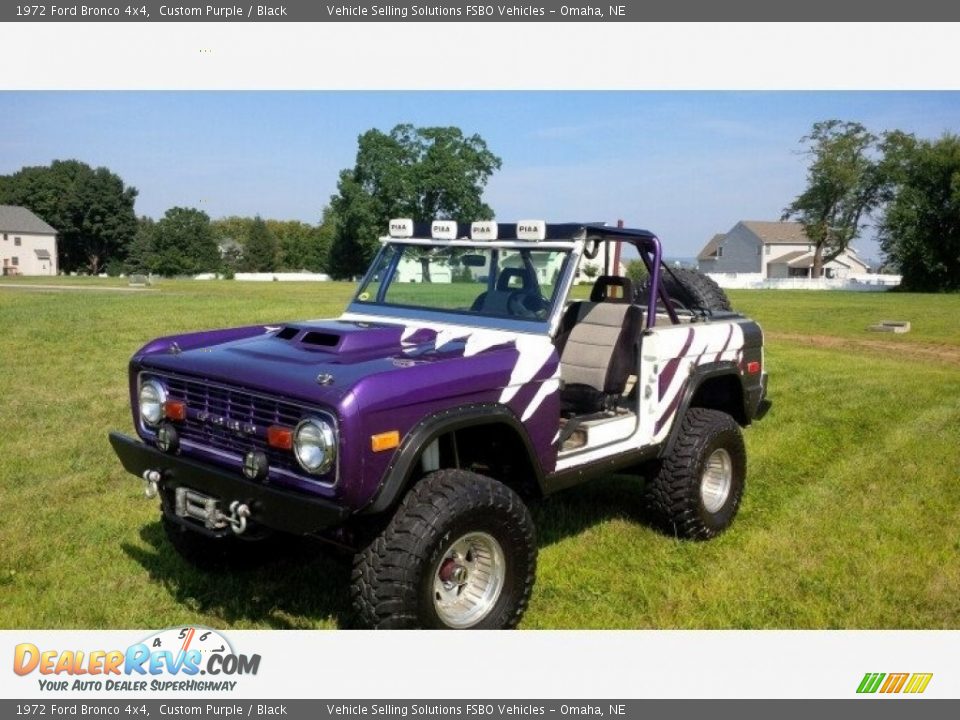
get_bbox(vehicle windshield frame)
[345,240,579,334]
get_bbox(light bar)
[470,221,498,241]
[431,220,458,239]
[388,218,413,238]
[516,220,546,241]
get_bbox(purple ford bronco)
[110,219,768,629]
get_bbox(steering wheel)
[507,290,549,319]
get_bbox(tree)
[313,206,337,273]
[151,207,219,276]
[211,215,252,275]
[328,124,502,279]
[211,215,333,274]
[211,215,253,246]
[782,120,883,278]
[243,216,278,272]
[0,159,138,274]
[269,219,327,272]
[626,259,649,284]
[124,216,157,274]
[879,132,960,292]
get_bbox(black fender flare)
[361,402,546,515]
[658,362,748,460]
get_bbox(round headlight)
[139,379,166,427]
[294,418,336,475]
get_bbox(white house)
[697,221,869,279]
[0,205,58,276]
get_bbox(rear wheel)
[351,469,537,629]
[644,408,745,540]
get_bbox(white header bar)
[2,24,959,90]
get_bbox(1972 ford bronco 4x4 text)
[110,219,769,629]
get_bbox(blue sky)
[2,91,958,260]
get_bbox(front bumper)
[109,432,350,535]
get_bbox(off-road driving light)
[139,380,166,427]
[388,218,413,238]
[431,220,457,239]
[516,220,546,241]
[470,221,497,241]
[243,450,268,481]
[157,422,179,454]
[293,418,336,475]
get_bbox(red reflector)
[747,361,761,374]
[163,400,187,422]
[267,425,294,450]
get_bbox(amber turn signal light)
[163,400,187,422]
[371,430,400,452]
[267,425,294,450]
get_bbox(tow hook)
[224,501,251,535]
[142,469,161,499]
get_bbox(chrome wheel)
[432,531,506,628]
[700,448,732,513]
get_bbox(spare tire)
[642,267,732,314]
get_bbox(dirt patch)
[767,332,960,366]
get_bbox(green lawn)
[1,279,958,629]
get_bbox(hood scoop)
[301,331,340,347]
[274,321,405,355]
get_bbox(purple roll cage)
[579,223,680,329]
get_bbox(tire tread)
[352,469,536,629]
[644,408,745,540]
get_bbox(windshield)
[354,243,571,322]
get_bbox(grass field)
[1,278,958,629]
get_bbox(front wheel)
[351,469,537,629]
[644,408,746,540]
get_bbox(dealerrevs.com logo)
[13,627,260,692]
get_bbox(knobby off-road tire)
[162,515,278,571]
[352,469,537,630]
[643,267,732,313]
[644,408,745,540]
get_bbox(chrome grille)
[146,373,326,480]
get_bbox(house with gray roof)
[697,221,869,279]
[0,205,58,276]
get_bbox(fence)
[194,272,332,282]
[706,273,902,292]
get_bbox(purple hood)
[133,319,547,413]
